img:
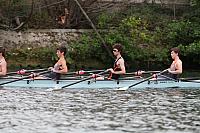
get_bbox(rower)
[32,46,68,80]
[46,46,68,80]
[0,46,7,76]
[134,47,182,80]
[107,43,126,80]
[166,47,182,80]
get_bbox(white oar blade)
[46,86,62,91]
[45,88,54,92]
[115,86,129,91]
[53,88,63,91]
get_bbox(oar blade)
[115,86,129,91]
[46,87,63,91]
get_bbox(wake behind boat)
[1,75,200,89]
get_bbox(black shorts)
[44,72,60,80]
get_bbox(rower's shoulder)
[119,57,125,62]
[58,58,66,63]
[0,58,7,64]
[177,59,182,64]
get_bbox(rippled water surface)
[0,88,200,133]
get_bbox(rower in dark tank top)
[107,43,126,80]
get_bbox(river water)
[0,88,199,133]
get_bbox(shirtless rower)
[33,46,68,80]
[0,47,7,76]
[167,47,182,79]
[47,46,68,80]
[134,47,182,80]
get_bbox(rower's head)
[0,46,5,57]
[57,46,67,57]
[170,47,180,59]
[112,43,122,56]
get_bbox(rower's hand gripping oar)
[53,70,108,90]
[0,70,51,86]
[118,69,168,90]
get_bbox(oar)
[180,77,200,80]
[117,69,168,90]
[6,68,48,75]
[0,70,51,86]
[179,77,200,83]
[63,69,105,75]
[6,69,104,76]
[125,70,161,75]
[159,74,177,81]
[51,70,108,90]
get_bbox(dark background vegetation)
[0,0,200,71]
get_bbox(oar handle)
[126,71,161,76]
[63,69,105,75]
[6,68,48,75]
[142,71,161,74]
[0,70,50,86]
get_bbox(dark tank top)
[108,57,122,80]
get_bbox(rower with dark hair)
[167,47,182,79]
[46,46,68,80]
[107,43,126,80]
[0,46,7,76]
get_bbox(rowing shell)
[0,76,200,89]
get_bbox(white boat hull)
[0,78,200,89]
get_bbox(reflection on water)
[0,88,200,133]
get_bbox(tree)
[0,0,34,30]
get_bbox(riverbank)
[1,4,200,71]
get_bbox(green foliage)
[190,0,200,6]
[178,42,200,69]
[180,41,200,54]
[119,16,154,44]
[165,20,200,46]
[179,42,200,64]
[7,46,57,67]
[68,33,112,68]
[68,11,172,69]
[98,13,113,29]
